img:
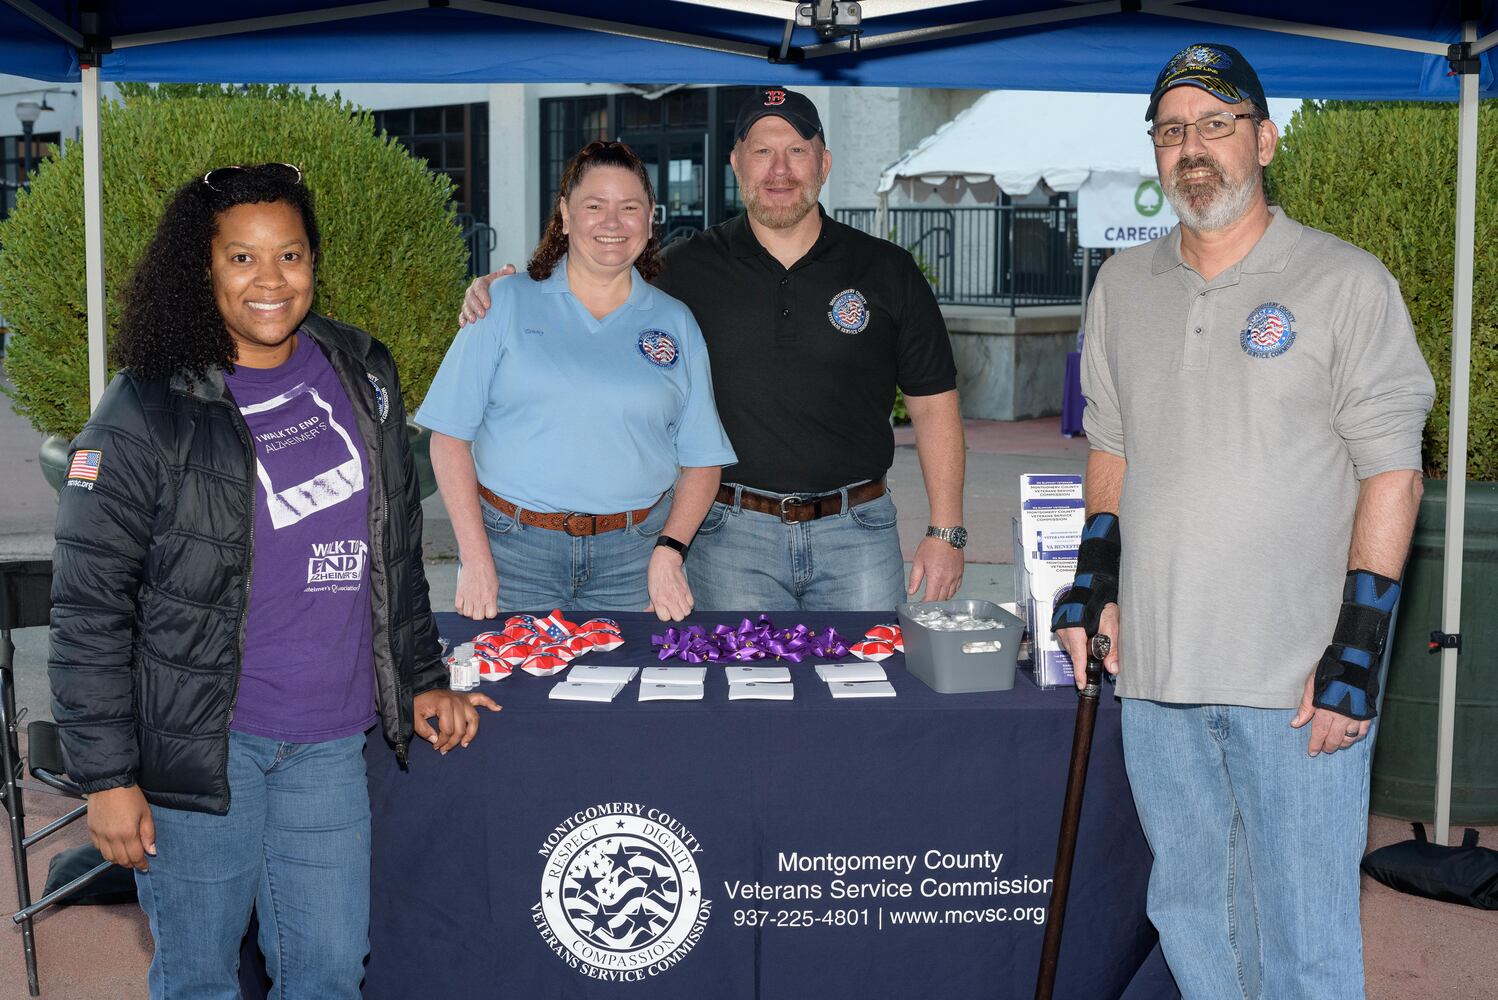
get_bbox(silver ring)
[1344,728,1360,739]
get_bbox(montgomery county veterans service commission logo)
[827,288,871,334]
[637,329,680,369]
[365,373,390,422]
[535,803,711,981]
[1240,302,1297,359]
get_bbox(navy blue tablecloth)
[333,611,1172,999]
[240,611,1172,996]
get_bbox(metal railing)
[456,212,497,279]
[835,206,1099,309]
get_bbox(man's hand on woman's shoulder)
[458,264,517,327]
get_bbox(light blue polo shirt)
[415,256,736,514]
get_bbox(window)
[540,97,609,222]
[539,87,759,236]
[373,104,489,224]
[0,132,61,222]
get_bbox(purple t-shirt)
[223,335,378,742]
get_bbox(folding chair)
[1,560,114,996]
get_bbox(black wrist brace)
[1050,512,1121,637]
[1312,569,1401,721]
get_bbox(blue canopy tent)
[1,0,1492,845]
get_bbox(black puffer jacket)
[48,315,445,814]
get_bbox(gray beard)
[1165,165,1262,233]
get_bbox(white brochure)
[815,662,887,684]
[549,680,625,702]
[829,681,897,699]
[569,664,639,685]
[725,665,791,684]
[638,681,705,701]
[729,681,794,701]
[641,666,708,686]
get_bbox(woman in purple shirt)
[48,163,496,998]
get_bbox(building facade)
[0,77,1080,418]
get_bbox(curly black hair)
[528,140,662,284]
[113,164,321,379]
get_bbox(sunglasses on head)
[201,162,303,192]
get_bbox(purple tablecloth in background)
[1062,350,1086,437]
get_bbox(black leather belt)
[716,479,887,524]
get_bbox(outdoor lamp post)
[13,100,46,191]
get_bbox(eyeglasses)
[201,162,303,191]
[1147,113,1257,148]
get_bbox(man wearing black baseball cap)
[462,86,966,614]
[1054,42,1433,999]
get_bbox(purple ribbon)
[652,616,851,664]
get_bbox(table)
[338,611,1174,999]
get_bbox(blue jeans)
[135,731,371,1000]
[686,484,905,612]
[1121,699,1373,1000]
[480,492,667,613]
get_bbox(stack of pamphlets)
[726,664,793,700]
[815,662,896,698]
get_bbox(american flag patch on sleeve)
[67,449,102,482]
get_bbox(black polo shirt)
[654,208,956,494]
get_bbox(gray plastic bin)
[896,599,1025,694]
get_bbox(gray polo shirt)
[1082,208,1435,708]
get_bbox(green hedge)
[0,84,467,438]
[1269,100,1498,481]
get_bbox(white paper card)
[569,665,639,684]
[638,682,705,701]
[729,681,795,701]
[829,681,897,699]
[815,662,887,684]
[725,665,791,684]
[549,680,625,702]
[641,666,708,686]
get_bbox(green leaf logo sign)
[1134,180,1164,218]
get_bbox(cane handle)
[1084,634,1109,695]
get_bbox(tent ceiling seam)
[449,0,773,58]
[105,0,771,61]
[110,0,428,50]
[0,0,86,49]
[1150,6,1447,56]
[799,0,1203,58]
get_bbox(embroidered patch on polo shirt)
[637,330,679,368]
[827,288,870,334]
[1241,302,1297,359]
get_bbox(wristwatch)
[925,525,968,549]
[654,534,690,560]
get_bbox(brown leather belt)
[717,479,887,524]
[478,485,655,536]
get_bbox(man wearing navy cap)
[1053,43,1434,997]
[463,87,966,614]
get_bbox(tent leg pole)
[82,62,107,411]
[1435,21,1477,848]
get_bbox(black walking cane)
[1035,633,1110,1000]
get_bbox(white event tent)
[874,90,1300,231]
